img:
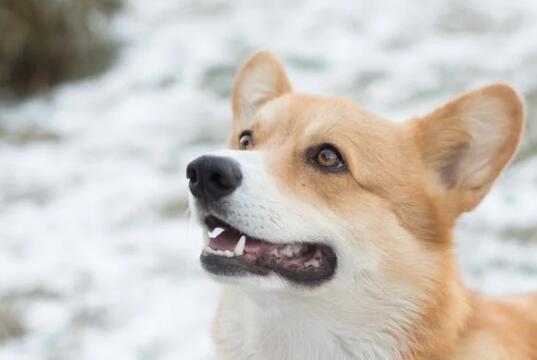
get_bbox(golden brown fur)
[209,50,536,359]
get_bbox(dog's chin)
[199,215,337,287]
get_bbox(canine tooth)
[208,227,225,238]
[234,235,246,256]
[304,258,320,268]
[270,248,279,257]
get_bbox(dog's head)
[187,51,524,295]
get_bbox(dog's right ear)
[231,50,292,129]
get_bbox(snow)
[1,0,536,359]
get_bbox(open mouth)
[200,216,337,285]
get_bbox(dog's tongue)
[208,230,239,251]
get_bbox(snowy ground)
[1,0,537,359]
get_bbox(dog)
[186,50,537,359]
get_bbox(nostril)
[186,166,198,184]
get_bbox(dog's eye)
[239,131,253,150]
[311,145,346,172]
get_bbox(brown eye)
[239,131,253,149]
[310,144,346,172]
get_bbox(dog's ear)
[231,50,292,129]
[411,84,524,216]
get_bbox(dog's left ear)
[410,83,525,216]
[231,50,292,129]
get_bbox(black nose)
[186,155,242,202]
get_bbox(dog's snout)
[186,155,242,202]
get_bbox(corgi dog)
[186,50,537,360]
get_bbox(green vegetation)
[0,300,25,344]
[515,88,537,163]
[0,0,121,98]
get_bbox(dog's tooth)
[290,245,297,255]
[291,244,302,256]
[304,258,320,268]
[270,248,279,257]
[208,227,225,238]
[234,235,246,256]
[280,245,293,257]
[204,246,216,255]
[205,247,234,257]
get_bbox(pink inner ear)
[438,142,470,189]
[232,50,292,129]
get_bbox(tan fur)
[211,50,535,359]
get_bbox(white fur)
[213,276,429,360]
[188,149,430,359]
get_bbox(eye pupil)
[318,149,337,165]
[239,132,253,149]
[311,145,345,172]
[321,150,334,161]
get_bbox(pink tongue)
[244,239,267,253]
[209,231,239,251]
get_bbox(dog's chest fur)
[213,288,404,360]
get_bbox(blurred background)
[0,0,536,359]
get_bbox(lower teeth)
[204,243,321,268]
[204,247,234,258]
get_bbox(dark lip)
[200,215,338,286]
[204,215,232,231]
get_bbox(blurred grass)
[200,63,235,98]
[158,197,189,219]
[0,0,121,98]
[502,226,537,243]
[0,121,61,144]
[0,299,25,344]
[71,307,109,329]
[515,88,537,163]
